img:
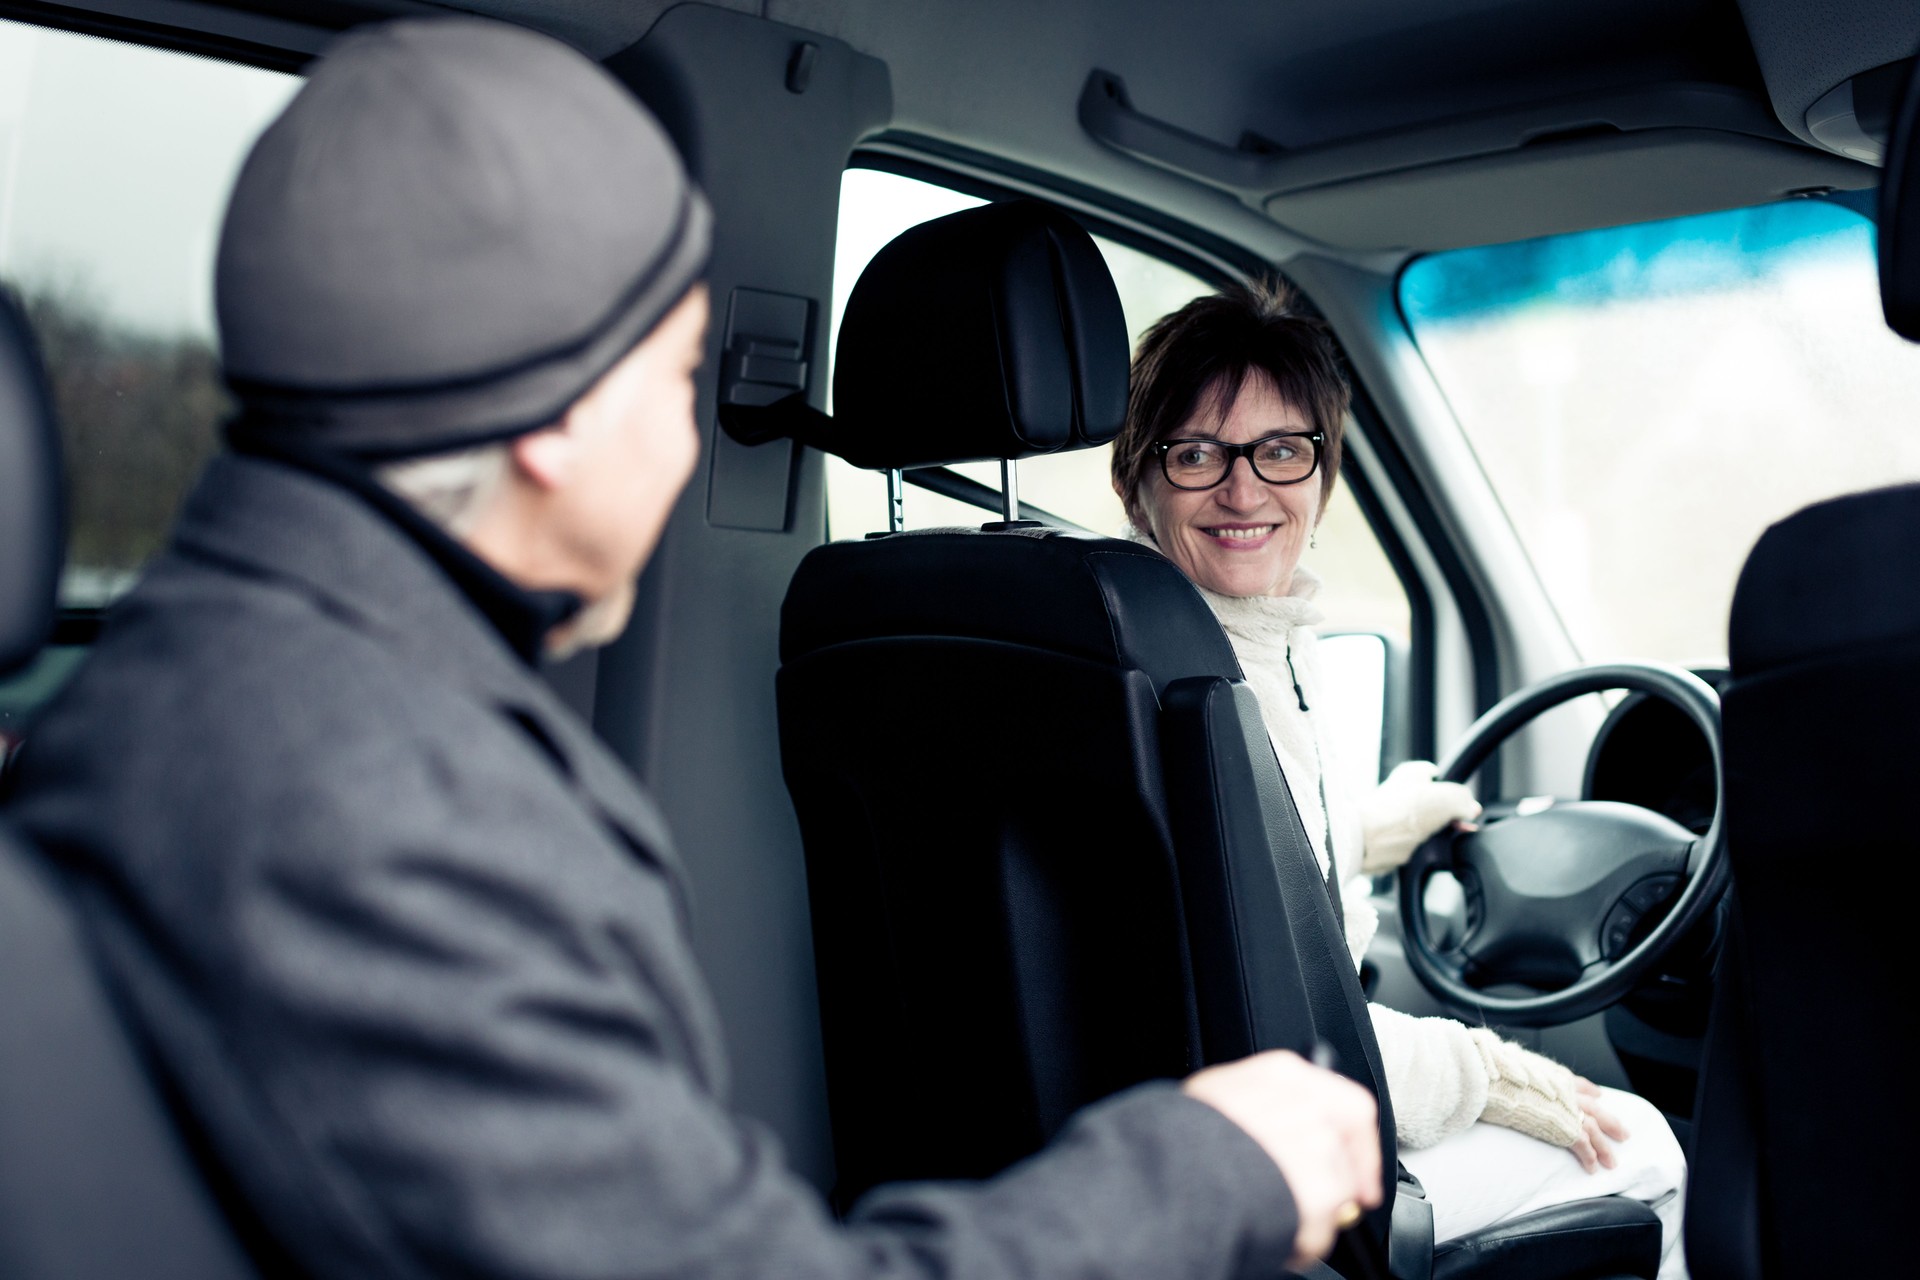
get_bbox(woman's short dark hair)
[1113,277,1350,530]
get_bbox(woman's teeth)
[1205,525,1276,540]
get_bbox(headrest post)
[1000,458,1020,524]
[886,468,905,533]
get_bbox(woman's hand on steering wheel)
[1361,760,1483,873]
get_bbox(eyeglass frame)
[1149,430,1325,491]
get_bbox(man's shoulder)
[14,548,597,881]
[46,549,467,757]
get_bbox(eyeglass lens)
[1163,435,1317,489]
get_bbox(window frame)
[0,0,314,75]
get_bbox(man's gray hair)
[376,443,511,536]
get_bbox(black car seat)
[772,199,1660,1280]
[1685,57,1920,1280]
[0,290,259,1280]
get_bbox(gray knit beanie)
[216,17,711,457]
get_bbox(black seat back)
[0,836,261,1280]
[1695,483,1920,1280]
[777,202,1396,1232]
[0,289,258,1280]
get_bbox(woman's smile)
[1200,522,1281,547]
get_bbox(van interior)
[2,1,1918,1277]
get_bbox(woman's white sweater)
[1195,570,1500,1151]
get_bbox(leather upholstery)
[831,199,1128,469]
[0,290,62,677]
[0,283,261,1279]
[780,629,1196,1192]
[0,841,259,1280]
[1727,481,1920,672]
[1881,54,1920,341]
[781,527,1246,1198]
[781,526,1239,687]
[779,201,1657,1276]
[1695,484,1917,1277]
[1431,1197,1660,1280]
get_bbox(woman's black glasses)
[1152,431,1323,490]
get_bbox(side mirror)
[1316,629,1411,788]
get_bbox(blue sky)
[1401,198,1877,325]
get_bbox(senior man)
[12,18,1378,1280]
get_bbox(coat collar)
[223,417,581,665]
[168,453,682,881]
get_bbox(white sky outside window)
[1403,200,1920,666]
[0,19,297,606]
[0,20,296,339]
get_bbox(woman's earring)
[1310,528,1318,550]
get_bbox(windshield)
[1401,199,1920,666]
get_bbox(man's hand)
[1182,1050,1383,1268]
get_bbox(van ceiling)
[87,0,1920,251]
[421,0,1913,252]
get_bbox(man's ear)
[509,421,576,492]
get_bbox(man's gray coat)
[12,454,1299,1280]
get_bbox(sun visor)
[1264,130,1872,253]
[828,200,1128,470]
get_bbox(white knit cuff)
[1468,1028,1585,1148]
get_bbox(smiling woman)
[1132,371,1325,598]
[1114,278,1349,597]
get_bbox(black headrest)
[0,291,63,678]
[1729,482,1920,677]
[1882,55,1920,341]
[830,200,1129,470]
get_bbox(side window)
[0,19,297,745]
[826,167,1412,785]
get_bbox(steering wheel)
[1397,663,1728,1026]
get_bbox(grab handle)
[1077,69,1284,190]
